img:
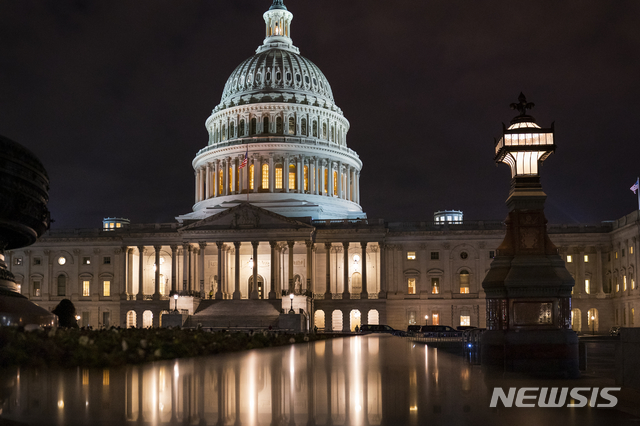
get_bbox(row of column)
[194,156,360,204]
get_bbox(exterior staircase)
[184,299,282,328]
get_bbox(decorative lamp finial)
[509,92,536,123]
[270,0,287,10]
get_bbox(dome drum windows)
[312,121,318,138]
[230,121,235,139]
[263,117,270,134]
[276,117,283,134]
[301,118,307,136]
[288,117,295,135]
[239,119,246,136]
[250,118,257,135]
[221,124,227,141]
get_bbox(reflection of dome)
[220,49,335,108]
[178,0,365,222]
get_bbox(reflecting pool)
[0,335,638,425]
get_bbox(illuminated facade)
[5,0,639,333]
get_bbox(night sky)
[1,0,639,229]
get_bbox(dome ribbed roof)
[220,49,334,106]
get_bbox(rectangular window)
[275,167,283,189]
[566,255,573,263]
[304,165,309,191]
[262,164,269,189]
[630,246,634,255]
[249,164,254,190]
[430,252,439,260]
[460,315,471,327]
[103,369,110,386]
[103,257,111,265]
[103,280,111,297]
[584,255,589,263]
[615,252,618,259]
[431,278,440,294]
[82,257,91,265]
[585,279,590,294]
[616,278,620,292]
[489,251,495,259]
[459,272,470,294]
[622,249,626,257]
[407,278,416,295]
[408,310,416,325]
[33,257,41,266]
[82,280,90,297]
[632,308,635,326]
[407,251,416,260]
[14,257,22,266]
[289,165,296,190]
[431,311,440,325]
[33,281,41,297]
[623,276,627,291]
[324,169,328,194]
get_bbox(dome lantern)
[258,0,296,54]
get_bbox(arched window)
[313,121,318,137]
[249,164,254,190]
[289,164,296,190]
[221,124,226,141]
[459,270,470,294]
[350,309,361,332]
[587,308,599,333]
[368,309,380,325]
[230,122,235,138]
[275,165,283,189]
[314,310,325,331]
[126,311,137,328]
[322,123,327,139]
[218,169,223,195]
[57,275,66,296]
[288,117,295,135]
[332,310,343,332]
[239,119,245,136]
[304,165,309,191]
[276,116,283,134]
[330,126,335,142]
[301,118,307,136]
[333,170,338,195]
[142,310,153,328]
[250,118,257,135]
[263,116,270,134]
[262,164,269,190]
[571,308,582,331]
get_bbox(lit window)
[262,164,269,189]
[110,222,115,229]
[585,279,590,294]
[301,118,307,135]
[459,270,470,294]
[431,312,440,325]
[407,252,416,260]
[57,275,66,296]
[566,255,573,263]
[228,167,233,192]
[14,257,22,266]
[103,257,111,265]
[623,276,627,291]
[304,165,309,191]
[58,257,66,265]
[249,164,254,190]
[33,281,41,297]
[431,278,440,294]
[616,278,620,292]
[615,252,618,259]
[584,255,589,263]
[275,166,283,189]
[103,280,111,297]
[632,308,635,326]
[82,257,90,265]
[333,170,338,194]
[460,316,470,327]
[631,246,634,255]
[218,169,223,195]
[324,169,328,194]
[430,252,439,260]
[407,278,416,295]
[82,281,90,297]
[116,223,121,228]
[103,369,110,386]
[288,117,295,135]
[289,164,296,190]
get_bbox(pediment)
[180,202,314,232]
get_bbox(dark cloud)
[1,0,638,228]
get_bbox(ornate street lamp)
[173,293,179,313]
[424,314,429,325]
[289,293,295,314]
[482,94,578,377]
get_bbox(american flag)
[631,178,639,194]
[239,147,248,169]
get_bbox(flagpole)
[637,176,639,211]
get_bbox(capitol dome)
[177,0,365,223]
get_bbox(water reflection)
[0,336,638,425]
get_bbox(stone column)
[137,246,145,300]
[223,158,230,196]
[379,242,386,298]
[346,166,351,201]
[213,160,218,198]
[596,245,605,297]
[120,246,128,300]
[251,241,259,299]
[170,245,178,295]
[269,154,274,193]
[325,243,332,298]
[182,243,189,293]
[337,162,343,199]
[287,241,295,293]
[215,242,224,299]
[269,241,277,299]
[199,242,207,298]
[231,159,237,195]
[188,246,193,292]
[233,242,241,299]
[343,242,350,299]
[355,171,360,204]
[153,245,161,300]
[306,240,314,293]
[328,162,334,197]
[205,163,211,200]
[320,160,326,196]
[127,248,134,296]
[313,157,319,195]
[361,242,368,299]
[284,155,290,193]
[195,169,200,202]
[297,156,303,193]
[253,155,259,193]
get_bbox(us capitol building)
[7,0,639,334]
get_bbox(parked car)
[407,325,422,336]
[609,326,621,337]
[359,324,405,336]
[456,326,477,331]
[420,325,462,338]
